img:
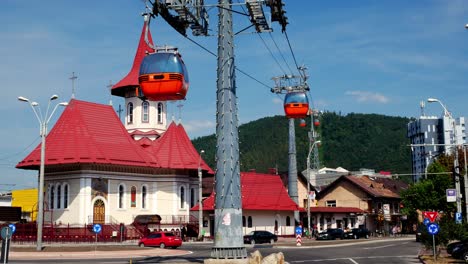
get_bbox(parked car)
[316,228,344,240]
[415,225,425,242]
[138,231,182,249]
[343,228,370,239]
[447,238,468,261]
[243,231,278,245]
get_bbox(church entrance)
[93,199,105,224]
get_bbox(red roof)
[16,100,213,173]
[192,172,299,211]
[148,123,213,173]
[112,21,155,97]
[16,99,155,169]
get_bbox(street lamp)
[198,149,205,241]
[306,140,321,237]
[427,98,462,214]
[18,95,68,251]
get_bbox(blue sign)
[92,224,102,234]
[1,226,12,239]
[8,224,16,234]
[456,212,463,224]
[423,218,430,226]
[427,223,439,235]
[295,226,303,235]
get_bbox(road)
[10,238,420,264]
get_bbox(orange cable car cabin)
[283,92,309,119]
[139,49,189,101]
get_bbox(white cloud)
[272,97,283,104]
[183,120,216,138]
[345,90,390,104]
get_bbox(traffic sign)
[1,226,12,240]
[456,212,463,224]
[295,226,302,235]
[427,223,439,235]
[8,224,16,234]
[92,224,102,234]
[423,211,438,222]
[423,218,430,226]
[447,189,457,202]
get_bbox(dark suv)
[343,228,370,239]
[317,228,344,240]
[243,231,278,245]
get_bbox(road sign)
[447,189,457,202]
[92,224,102,234]
[423,211,438,222]
[295,226,302,235]
[0,227,12,240]
[427,223,439,235]
[423,218,430,226]
[456,212,463,224]
[8,224,15,234]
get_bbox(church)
[16,21,299,237]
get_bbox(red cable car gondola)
[139,47,189,101]
[284,92,309,119]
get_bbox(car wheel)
[365,234,369,239]
[354,234,358,239]
[250,240,255,246]
[139,243,145,248]
[270,238,275,244]
[463,251,468,262]
[160,243,166,249]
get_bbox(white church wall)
[242,210,295,236]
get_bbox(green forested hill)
[191,112,412,175]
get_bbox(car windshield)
[164,233,175,237]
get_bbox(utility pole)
[271,68,309,225]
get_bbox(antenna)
[420,100,425,117]
[177,103,183,123]
[69,72,77,99]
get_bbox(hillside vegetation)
[192,112,411,176]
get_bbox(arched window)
[57,185,61,209]
[157,103,163,124]
[50,185,55,209]
[64,184,69,209]
[142,185,147,209]
[131,186,137,208]
[127,102,134,124]
[286,216,291,226]
[242,216,246,227]
[119,184,124,209]
[142,101,149,122]
[247,216,253,228]
[180,186,185,208]
[190,188,195,208]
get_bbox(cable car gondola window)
[127,102,134,124]
[157,103,163,124]
[142,101,149,123]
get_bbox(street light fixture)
[306,140,321,237]
[198,149,205,241]
[18,95,68,251]
[427,97,462,214]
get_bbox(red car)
[138,232,182,249]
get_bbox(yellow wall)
[11,188,38,221]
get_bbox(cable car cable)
[268,32,294,74]
[257,33,287,75]
[283,30,304,79]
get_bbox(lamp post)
[306,140,321,237]
[198,149,205,241]
[427,98,462,214]
[18,95,68,251]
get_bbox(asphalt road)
[9,237,420,264]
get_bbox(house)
[191,172,299,236]
[310,175,408,233]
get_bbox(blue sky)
[1,0,468,191]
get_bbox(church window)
[119,184,125,209]
[64,184,69,209]
[57,185,61,209]
[50,185,55,209]
[157,103,163,124]
[190,188,195,208]
[127,103,134,124]
[248,216,253,228]
[180,186,185,209]
[131,186,137,207]
[142,101,149,122]
[242,216,246,227]
[286,216,291,226]
[142,185,147,209]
